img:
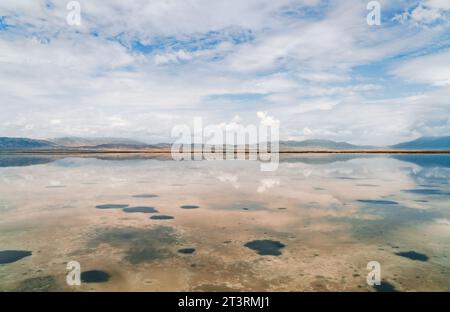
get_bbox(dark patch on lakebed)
[244,240,286,256]
[395,251,429,262]
[0,250,32,264]
[150,215,175,220]
[89,226,178,264]
[358,199,398,205]
[95,204,129,209]
[403,189,450,196]
[133,194,158,198]
[123,206,158,213]
[180,205,200,209]
[81,270,110,283]
[13,276,58,292]
[178,248,196,254]
[374,281,398,292]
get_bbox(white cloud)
[257,178,280,193]
[154,50,193,65]
[0,0,448,145]
[393,0,450,25]
[257,112,280,127]
[393,50,450,86]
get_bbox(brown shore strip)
[1,149,450,155]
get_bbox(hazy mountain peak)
[50,137,147,147]
[0,137,55,149]
[280,139,372,150]
[391,136,450,150]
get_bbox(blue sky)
[0,0,449,145]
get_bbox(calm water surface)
[0,154,449,291]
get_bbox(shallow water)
[0,154,449,291]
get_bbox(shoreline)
[1,149,450,155]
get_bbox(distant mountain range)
[0,137,56,149]
[0,137,172,151]
[391,136,450,150]
[0,136,449,151]
[50,137,147,147]
[279,139,374,150]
